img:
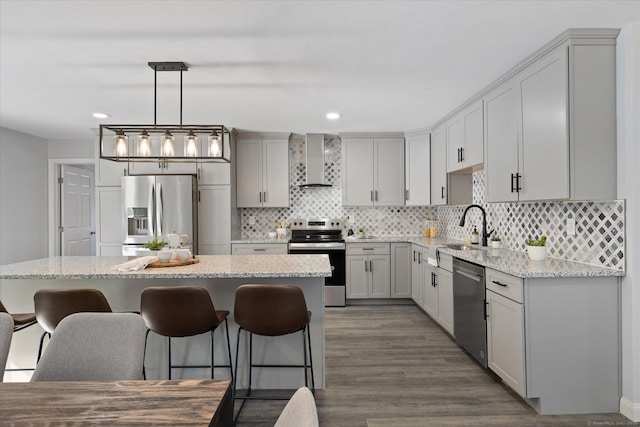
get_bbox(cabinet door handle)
[413,250,417,262]
[197,168,201,180]
[515,174,522,192]
[263,191,267,203]
[368,260,372,273]
[492,280,508,287]
[460,147,464,162]
[375,190,378,202]
[364,260,368,272]
[259,192,262,203]
[511,173,516,193]
[441,186,445,199]
[405,190,409,201]
[434,272,438,287]
[418,252,422,264]
[198,190,201,202]
[371,190,374,202]
[485,301,489,319]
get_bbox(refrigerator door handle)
[148,183,155,237]
[157,183,164,237]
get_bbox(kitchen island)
[0,254,331,388]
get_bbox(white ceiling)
[1,0,638,140]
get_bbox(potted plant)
[525,235,547,261]
[357,227,365,238]
[490,235,502,248]
[143,237,167,254]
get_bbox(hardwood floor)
[235,305,630,426]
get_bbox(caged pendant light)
[99,61,230,163]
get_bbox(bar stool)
[34,288,112,362]
[0,299,38,373]
[0,299,37,333]
[140,286,233,381]
[233,284,314,421]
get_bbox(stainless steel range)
[288,218,346,307]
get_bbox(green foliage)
[526,235,547,246]
[143,237,167,250]
[491,235,501,242]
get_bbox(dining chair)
[34,288,112,361]
[30,312,147,382]
[0,312,14,382]
[274,386,319,427]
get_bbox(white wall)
[48,139,94,159]
[0,127,48,265]
[617,21,640,422]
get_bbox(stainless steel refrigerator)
[121,175,197,256]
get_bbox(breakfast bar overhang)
[0,254,331,388]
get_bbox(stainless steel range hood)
[300,133,332,188]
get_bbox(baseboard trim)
[620,397,640,422]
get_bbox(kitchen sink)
[446,243,481,251]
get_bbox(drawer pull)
[253,248,266,252]
[362,248,374,251]
[492,280,508,287]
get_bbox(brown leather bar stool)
[0,299,37,333]
[140,286,233,381]
[233,284,314,421]
[1,299,38,373]
[34,288,112,362]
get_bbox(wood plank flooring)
[235,305,630,426]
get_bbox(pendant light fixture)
[99,61,230,163]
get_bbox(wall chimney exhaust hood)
[300,133,332,188]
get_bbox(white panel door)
[519,47,569,201]
[437,267,454,335]
[411,246,423,305]
[391,243,411,298]
[463,100,484,168]
[446,115,464,172]
[374,138,404,206]
[422,264,438,318]
[236,139,263,207]
[405,132,430,206]
[484,80,520,203]
[198,186,231,255]
[341,138,374,206]
[262,139,289,207]
[61,165,95,256]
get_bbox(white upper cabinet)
[236,134,289,208]
[446,100,484,172]
[404,130,430,206]
[341,134,404,206]
[430,125,447,206]
[484,30,617,202]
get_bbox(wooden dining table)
[0,379,232,426]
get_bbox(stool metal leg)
[168,336,172,380]
[302,328,308,387]
[307,324,315,391]
[36,332,50,363]
[142,329,151,380]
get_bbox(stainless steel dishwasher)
[453,258,487,368]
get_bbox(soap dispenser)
[471,226,480,244]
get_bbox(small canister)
[424,218,431,237]
[430,217,437,237]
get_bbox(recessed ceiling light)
[326,112,341,120]
[92,112,110,119]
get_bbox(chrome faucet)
[459,204,494,246]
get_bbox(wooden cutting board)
[148,257,200,268]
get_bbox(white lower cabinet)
[486,288,526,397]
[231,243,288,255]
[346,243,390,299]
[422,260,454,336]
[390,243,411,298]
[96,187,122,255]
[410,245,423,305]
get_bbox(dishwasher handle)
[455,268,482,282]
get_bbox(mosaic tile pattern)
[241,140,625,270]
[438,171,625,270]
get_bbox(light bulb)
[209,131,221,157]
[184,131,198,157]
[115,131,128,157]
[137,130,151,156]
[162,131,175,157]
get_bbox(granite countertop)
[345,235,623,279]
[0,255,332,280]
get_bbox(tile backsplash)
[241,136,625,270]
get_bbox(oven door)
[288,244,346,307]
